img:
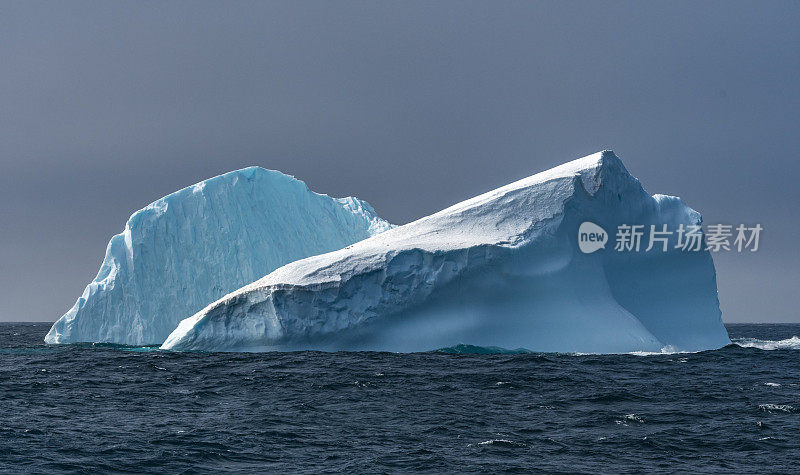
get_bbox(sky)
[0,0,798,323]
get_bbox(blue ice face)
[45,166,390,346]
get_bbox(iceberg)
[161,151,731,353]
[45,167,391,346]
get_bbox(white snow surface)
[45,167,391,346]
[162,151,731,353]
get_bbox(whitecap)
[616,413,645,425]
[734,336,800,351]
[469,439,527,448]
[627,345,689,356]
[758,404,796,413]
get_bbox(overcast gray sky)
[1,0,798,323]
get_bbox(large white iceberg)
[162,151,731,353]
[45,167,391,346]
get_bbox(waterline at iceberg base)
[161,151,730,353]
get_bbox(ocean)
[1,323,798,473]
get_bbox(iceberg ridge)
[161,152,731,353]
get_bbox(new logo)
[578,222,608,254]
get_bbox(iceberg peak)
[46,165,391,346]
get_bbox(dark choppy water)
[2,323,800,473]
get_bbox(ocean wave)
[468,439,528,448]
[622,413,644,423]
[733,336,800,351]
[435,344,531,354]
[626,345,689,356]
[436,343,699,356]
[758,404,796,413]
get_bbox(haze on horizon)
[1,1,798,323]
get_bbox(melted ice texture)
[45,167,391,346]
[161,151,731,353]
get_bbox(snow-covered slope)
[161,152,731,353]
[45,167,391,346]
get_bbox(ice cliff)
[45,167,391,346]
[161,152,731,353]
